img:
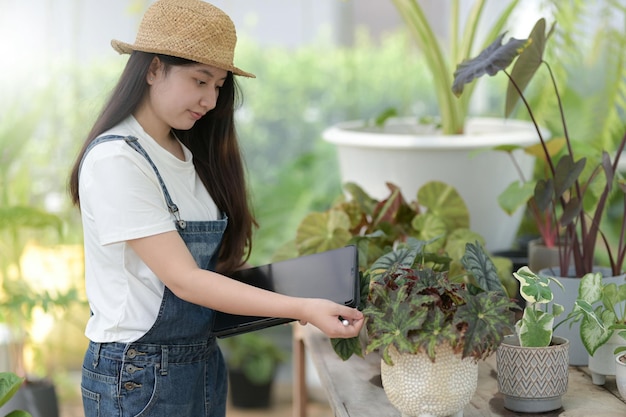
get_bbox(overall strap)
[82,134,186,229]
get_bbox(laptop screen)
[212,245,359,338]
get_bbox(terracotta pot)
[380,343,477,417]
[496,335,569,413]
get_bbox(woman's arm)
[128,231,363,338]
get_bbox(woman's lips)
[189,110,204,120]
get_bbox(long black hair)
[69,51,256,273]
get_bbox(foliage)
[0,372,30,417]
[453,17,626,277]
[0,97,85,378]
[388,0,521,134]
[220,332,287,385]
[512,266,564,347]
[338,238,517,363]
[275,181,481,268]
[562,272,626,355]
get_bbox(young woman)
[68,1,363,416]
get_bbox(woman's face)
[147,61,228,132]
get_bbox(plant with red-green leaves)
[332,238,518,362]
[452,17,626,277]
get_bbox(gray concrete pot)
[496,335,569,413]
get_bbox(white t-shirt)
[79,116,219,343]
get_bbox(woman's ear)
[147,56,162,85]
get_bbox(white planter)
[323,117,539,252]
[381,343,477,417]
[588,332,626,385]
[615,354,626,401]
[539,266,626,366]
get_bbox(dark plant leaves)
[452,33,528,97]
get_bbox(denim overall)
[80,135,228,417]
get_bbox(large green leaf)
[417,181,469,230]
[498,180,536,215]
[295,210,352,255]
[461,241,507,294]
[518,308,554,347]
[364,287,430,364]
[580,308,616,355]
[331,337,362,361]
[455,291,516,359]
[513,266,561,304]
[0,372,23,408]
[505,18,555,116]
[577,272,603,305]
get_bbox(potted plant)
[495,266,569,413]
[275,180,519,298]
[219,332,287,409]
[561,272,626,385]
[323,0,539,252]
[452,16,626,365]
[336,237,517,416]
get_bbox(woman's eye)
[196,79,206,86]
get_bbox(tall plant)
[390,0,521,134]
[452,17,626,277]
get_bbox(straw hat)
[111,0,255,78]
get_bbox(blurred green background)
[0,0,624,413]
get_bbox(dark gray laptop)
[213,245,359,338]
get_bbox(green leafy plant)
[452,17,626,277]
[276,181,483,271]
[276,181,519,299]
[562,272,626,355]
[220,333,287,385]
[334,238,518,362]
[388,0,521,133]
[512,266,565,347]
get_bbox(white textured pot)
[323,117,539,252]
[381,343,477,417]
[615,354,626,400]
[589,332,626,385]
[496,335,569,413]
[539,266,626,366]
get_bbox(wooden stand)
[292,324,626,417]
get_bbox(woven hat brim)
[111,39,256,78]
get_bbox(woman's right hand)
[299,298,364,338]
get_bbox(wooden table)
[292,325,626,417]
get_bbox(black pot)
[228,369,273,409]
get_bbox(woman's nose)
[200,89,218,111]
